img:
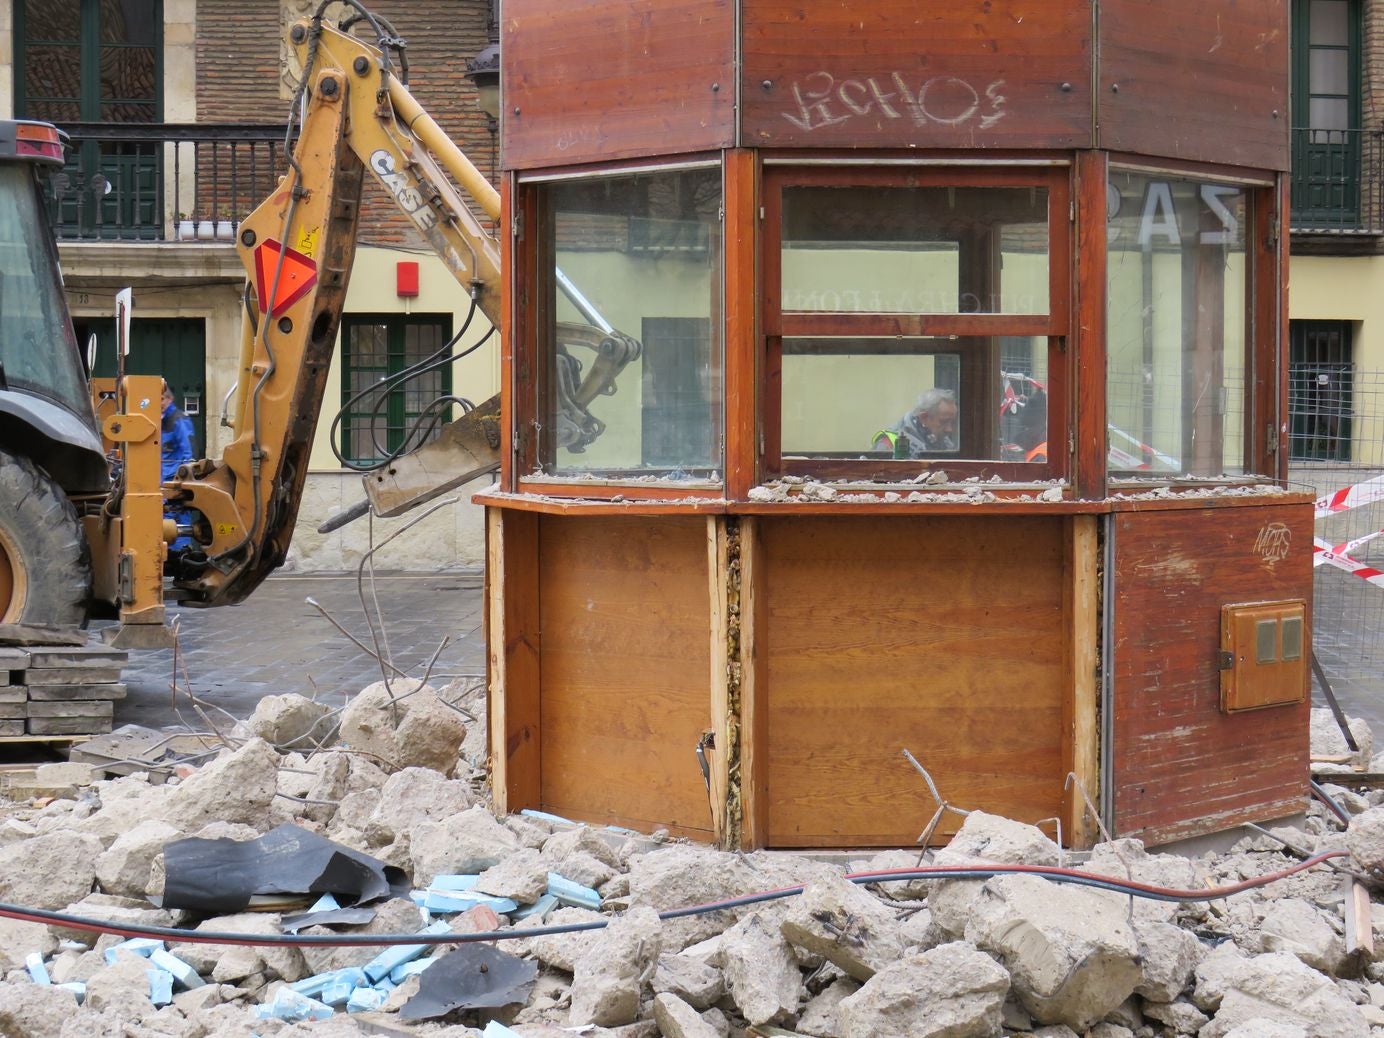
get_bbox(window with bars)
[339,314,454,467]
[1289,319,1354,462]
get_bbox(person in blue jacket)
[161,381,196,551]
[161,380,195,480]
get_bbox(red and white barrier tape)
[1315,474,1384,519]
[1313,539,1384,589]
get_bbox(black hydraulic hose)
[0,852,1347,951]
[1312,779,1354,827]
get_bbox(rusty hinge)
[512,210,524,239]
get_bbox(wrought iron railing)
[42,123,291,242]
[1290,126,1384,234]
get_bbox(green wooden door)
[82,316,206,455]
[1292,0,1362,228]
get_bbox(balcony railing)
[42,123,291,242]
[1291,126,1384,235]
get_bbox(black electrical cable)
[0,851,1347,951]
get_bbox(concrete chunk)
[716,912,804,1027]
[653,952,725,1010]
[837,941,1010,1038]
[652,992,720,1038]
[1200,952,1369,1038]
[0,830,101,910]
[568,906,662,1027]
[780,873,906,981]
[963,874,1141,1030]
[929,811,1060,940]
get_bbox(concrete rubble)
[0,697,1382,1037]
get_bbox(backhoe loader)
[0,2,636,640]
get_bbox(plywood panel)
[762,516,1067,846]
[740,0,1092,150]
[1111,503,1313,844]
[538,515,714,836]
[502,0,735,169]
[1097,0,1289,171]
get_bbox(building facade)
[1,0,500,572]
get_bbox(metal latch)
[695,730,715,790]
[1217,650,1235,671]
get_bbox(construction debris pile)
[1,691,1384,1038]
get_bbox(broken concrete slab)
[652,951,724,1010]
[94,818,183,899]
[836,940,1010,1038]
[716,912,804,1027]
[1133,919,1203,1002]
[363,767,475,845]
[338,678,468,774]
[627,844,766,950]
[1260,897,1348,975]
[474,847,550,903]
[242,693,337,749]
[568,906,662,1027]
[0,979,79,1038]
[159,738,280,833]
[963,874,1141,1030]
[780,873,906,981]
[1313,708,1374,771]
[652,991,720,1038]
[0,829,102,910]
[1200,951,1369,1038]
[928,811,1061,940]
[409,805,519,886]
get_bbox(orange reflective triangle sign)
[253,239,318,318]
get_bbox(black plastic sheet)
[279,906,378,933]
[399,944,538,1022]
[160,823,409,914]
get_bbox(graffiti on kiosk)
[782,71,1007,133]
[370,150,437,232]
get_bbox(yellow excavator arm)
[164,8,508,608]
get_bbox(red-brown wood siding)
[1096,0,1289,171]
[738,0,1093,150]
[1110,502,1313,844]
[501,0,736,170]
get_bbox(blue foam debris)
[482,1021,524,1038]
[292,967,367,999]
[427,874,481,892]
[104,938,164,964]
[547,872,601,910]
[520,809,575,826]
[512,892,559,921]
[147,969,174,1007]
[388,956,438,984]
[25,953,49,985]
[254,988,334,1022]
[360,920,450,983]
[307,892,340,913]
[148,948,204,990]
[55,982,84,1005]
[346,986,387,1013]
[422,888,517,914]
[320,979,354,1007]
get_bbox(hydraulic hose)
[0,851,1347,951]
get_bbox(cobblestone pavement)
[108,571,485,731]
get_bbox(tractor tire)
[0,447,92,626]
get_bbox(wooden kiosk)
[481,0,1312,850]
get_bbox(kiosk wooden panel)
[761,516,1067,846]
[1097,0,1290,171]
[739,0,1092,150]
[1110,503,1313,844]
[501,0,736,169]
[536,515,714,837]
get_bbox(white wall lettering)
[782,71,1007,133]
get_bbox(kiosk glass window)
[1106,172,1250,478]
[534,166,723,481]
[768,168,1067,479]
